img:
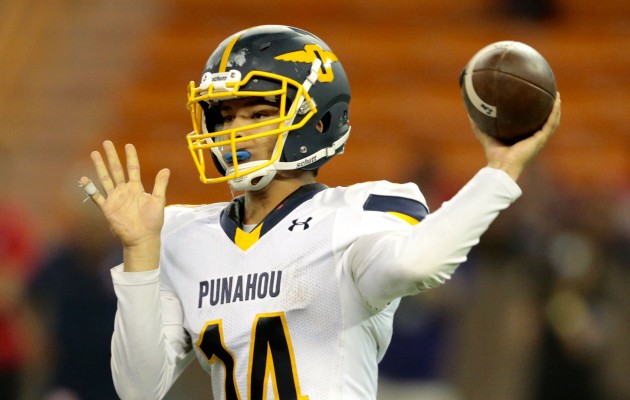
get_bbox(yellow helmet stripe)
[219,29,248,72]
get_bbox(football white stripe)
[463,42,515,119]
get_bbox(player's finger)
[546,93,561,127]
[531,94,561,141]
[103,140,126,186]
[79,176,106,207]
[125,143,142,182]
[547,93,562,132]
[469,116,498,147]
[526,96,561,151]
[91,150,115,194]
[152,168,171,201]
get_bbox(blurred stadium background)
[1,0,629,399]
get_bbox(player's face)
[217,97,281,164]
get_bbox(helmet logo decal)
[275,44,338,83]
[227,48,248,68]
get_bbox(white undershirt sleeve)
[348,167,522,310]
[110,265,195,400]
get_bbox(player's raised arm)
[80,140,170,272]
[81,141,192,398]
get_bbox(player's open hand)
[473,92,561,181]
[80,141,170,249]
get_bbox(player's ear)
[316,120,324,133]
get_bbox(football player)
[80,25,560,399]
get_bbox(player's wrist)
[123,237,161,272]
[486,161,523,182]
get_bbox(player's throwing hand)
[473,93,561,181]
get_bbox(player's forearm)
[351,167,521,309]
[110,266,190,399]
[402,167,520,286]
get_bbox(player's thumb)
[153,168,171,200]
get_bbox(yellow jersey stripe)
[235,224,263,251]
[387,211,420,225]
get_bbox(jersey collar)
[220,183,328,250]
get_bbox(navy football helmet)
[186,25,351,191]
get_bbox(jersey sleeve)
[347,167,522,310]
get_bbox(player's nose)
[231,117,256,136]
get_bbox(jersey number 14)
[197,312,309,400]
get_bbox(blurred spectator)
[500,0,558,20]
[598,186,630,399]
[378,292,462,400]
[447,204,545,400]
[27,236,120,400]
[0,145,41,400]
[528,176,627,400]
[451,166,624,400]
[25,163,120,400]
[534,229,608,400]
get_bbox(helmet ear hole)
[201,102,223,133]
[320,112,332,133]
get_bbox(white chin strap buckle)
[226,161,277,192]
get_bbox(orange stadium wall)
[1,0,628,239]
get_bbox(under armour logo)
[288,217,312,231]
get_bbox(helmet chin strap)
[226,161,277,191]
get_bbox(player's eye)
[251,112,270,120]
[221,115,235,125]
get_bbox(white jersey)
[110,167,522,400]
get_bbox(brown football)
[460,41,557,144]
